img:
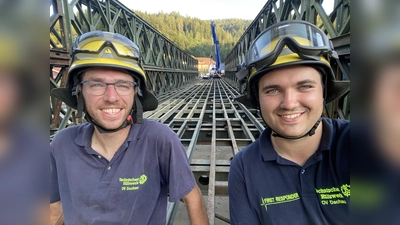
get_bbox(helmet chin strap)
[76,93,144,134]
[270,117,322,140]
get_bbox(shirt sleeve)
[158,131,195,202]
[50,149,60,203]
[228,154,261,225]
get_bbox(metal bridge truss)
[50,0,198,132]
[49,0,350,224]
[224,0,350,120]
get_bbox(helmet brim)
[234,94,258,109]
[51,87,77,109]
[325,80,350,103]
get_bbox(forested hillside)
[134,11,251,60]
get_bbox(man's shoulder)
[142,118,168,128]
[321,118,350,155]
[140,119,176,137]
[323,118,349,130]
[232,139,261,164]
[323,117,350,138]
[51,123,92,144]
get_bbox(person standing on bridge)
[229,20,350,224]
[50,31,208,225]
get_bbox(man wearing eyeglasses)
[50,31,208,225]
[229,20,350,224]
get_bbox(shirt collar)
[74,123,94,148]
[259,127,276,161]
[317,118,334,152]
[259,118,333,162]
[74,122,143,150]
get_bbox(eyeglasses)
[81,79,138,96]
[246,20,337,70]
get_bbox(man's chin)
[272,128,310,139]
[93,121,128,131]
[278,133,307,139]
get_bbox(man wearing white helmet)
[229,20,350,224]
[50,31,208,225]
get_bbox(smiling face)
[257,65,324,138]
[80,67,136,131]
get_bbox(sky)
[119,0,334,21]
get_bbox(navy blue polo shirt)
[229,118,350,225]
[51,119,195,225]
[0,126,48,225]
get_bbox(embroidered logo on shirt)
[315,184,350,206]
[119,174,147,191]
[260,192,300,211]
[341,184,350,197]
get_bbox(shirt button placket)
[300,168,306,194]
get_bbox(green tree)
[133,10,251,60]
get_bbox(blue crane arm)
[210,21,221,73]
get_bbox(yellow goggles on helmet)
[71,31,141,61]
[246,20,338,71]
